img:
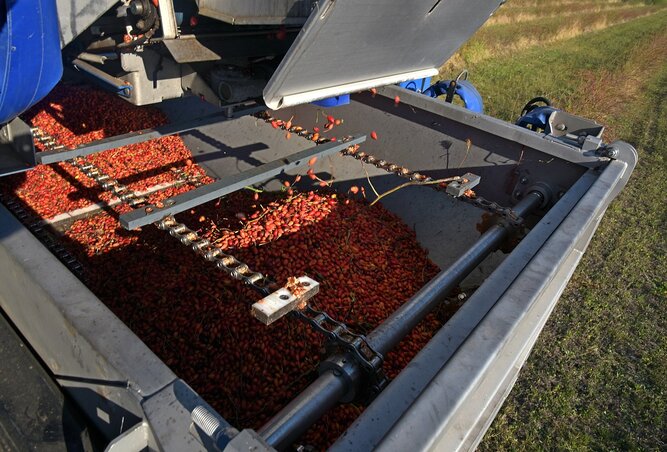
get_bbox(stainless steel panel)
[197,0,317,24]
[263,0,504,108]
[56,0,117,47]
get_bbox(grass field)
[438,1,667,449]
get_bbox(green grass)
[446,1,663,70]
[457,6,667,451]
[448,10,667,120]
[461,4,660,63]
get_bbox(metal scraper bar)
[36,105,264,165]
[252,276,320,325]
[119,135,366,229]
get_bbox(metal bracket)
[158,0,178,39]
[547,110,604,151]
[445,172,480,197]
[252,276,320,325]
[0,117,36,177]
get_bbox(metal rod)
[72,58,131,95]
[259,191,544,449]
[119,136,366,229]
[368,191,543,355]
[259,370,356,450]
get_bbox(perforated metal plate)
[263,0,504,109]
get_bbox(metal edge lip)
[376,85,612,168]
[0,203,177,400]
[374,159,629,451]
[264,68,439,110]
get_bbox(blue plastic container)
[0,0,63,124]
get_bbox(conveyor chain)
[29,126,381,386]
[0,192,84,275]
[255,110,525,227]
[29,126,273,294]
[155,216,274,295]
[68,157,148,208]
[459,195,524,227]
[254,112,332,145]
[294,305,387,398]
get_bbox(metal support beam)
[119,136,366,229]
[35,105,263,165]
[259,191,544,450]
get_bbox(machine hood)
[263,0,504,109]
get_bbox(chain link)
[172,167,206,187]
[256,111,525,227]
[458,195,524,227]
[31,128,67,152]
[68,157,149,207]
[155,215,275,295]
[0,192,84,274]
[293,305,388,396]
[254,112,331,144]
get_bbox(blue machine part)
[423,80,484,114]
[515,105,558,132]
[398,77,431,93]
[311,94,350,108]
[0,0,63,125]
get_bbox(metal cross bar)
[119,135,366,229]
[36,105,264,165]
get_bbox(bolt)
[514,190,523,198]
[602,146,618,159]
[555,123,566,131]
[520,177,529,185]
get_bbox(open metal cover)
[263,0,504,109]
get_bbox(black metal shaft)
[259,365,361,450]
[260,192,543,450]
[368,191,543,355]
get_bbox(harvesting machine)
[0,0,636,450]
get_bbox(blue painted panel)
[0,0,63,124]
[398,77,431,93]
[422,80,484,114]
[311,94,350,108]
